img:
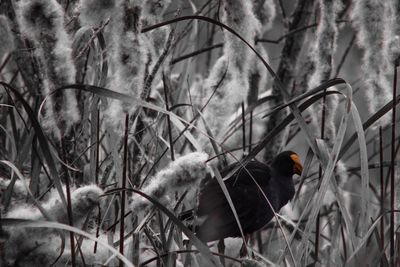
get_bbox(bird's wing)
[195,161,275,241]
[197,160,271,214]
[196,181,274,241]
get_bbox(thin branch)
[257,20,347,44]
[171,43,223,65]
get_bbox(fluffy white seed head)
[45,184,103,225]
[201,56,231,146]
[253,0,276,32]
[307,0,342,143]
[17,0,80,139]
[351,0,393,126]
[222,0,261,81]
[131,152,209,218]
[3,185,104,266]
[5,184,103,225]
[197,0,263,150]
[383,0,400,61]
[105,0,148,129]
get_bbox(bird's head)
[272,151,303,177]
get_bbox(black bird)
[181,151,303,242]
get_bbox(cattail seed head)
[131,152,209,218]
[17,0,80,139]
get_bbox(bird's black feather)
[180,151,301,243]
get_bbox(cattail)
[307,0,342,143]
[6,184,102,224]
[222,0,261,101]
[105,0,148,129]
[383,0,400,61]
[248,0,273,120]
[131,152,209,218]
[252,0,276,33]
[247,45,269,105]
[0,15,15,59]
[141,0,172,100]
[199,55,239,152]
[47,184,103,225]
[198,0,262,152]
[79,0,118,27]
[16,0,80,140]
[3,185,103,265]
[351,0,393,126]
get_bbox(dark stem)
[119,114,129,267]
[62,137,76,267]
[206,21,217,70]
[315,80,328,261]
[171,43,223,65]
[0,53,11,73]
[380,126,385,267]
[241,102,246,156]
[341,224,347,261]
[390,62,398,266]
[217,239,225,266]
[249,111,253,153]
[163,74,175,161]
[93,203,101,253]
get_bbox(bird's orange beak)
[291,154,303,175]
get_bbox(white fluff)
[131,152,209,218]
[307,0,342,143]
[351,0,394,126]
[17,0,80,139]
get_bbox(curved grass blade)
[210,165,247,248]
[0,160,53,220]
[297,84,352,261]
[214,90,342,176]
[293,148,314,202]
[0,82,67,208]
[262,78,346,119]
[339,95,400,159]
[349,102,370,239]
[314,140,358,252]
[345,215,384,266]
